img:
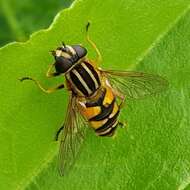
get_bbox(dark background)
[0,0,73,47]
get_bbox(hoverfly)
[20,22,168,175]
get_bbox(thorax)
[65,61,101,97]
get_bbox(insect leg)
[19,77,64,93]
[46,64,61,78]
[55,126,64,141]
[118,121,124,127]
[86,22,102,65]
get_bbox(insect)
[20,22,168,175]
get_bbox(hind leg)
[55,126,64,141]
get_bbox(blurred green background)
[0,0,73,47]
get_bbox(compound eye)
[71,45,87,58]
[55,56,72,73]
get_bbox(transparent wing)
[100,69,168,99]
[58,93,87,176]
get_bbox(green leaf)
[0,0,190,189]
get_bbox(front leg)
[19,77,64,94]
[46,64,61,78]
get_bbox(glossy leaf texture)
[0,0,190,189]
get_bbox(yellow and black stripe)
[80,86,120,137]
[66,61,100,97]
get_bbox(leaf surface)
[0,0,190,189]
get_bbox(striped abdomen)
[78,85,120,137]
[66,61,101,97]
